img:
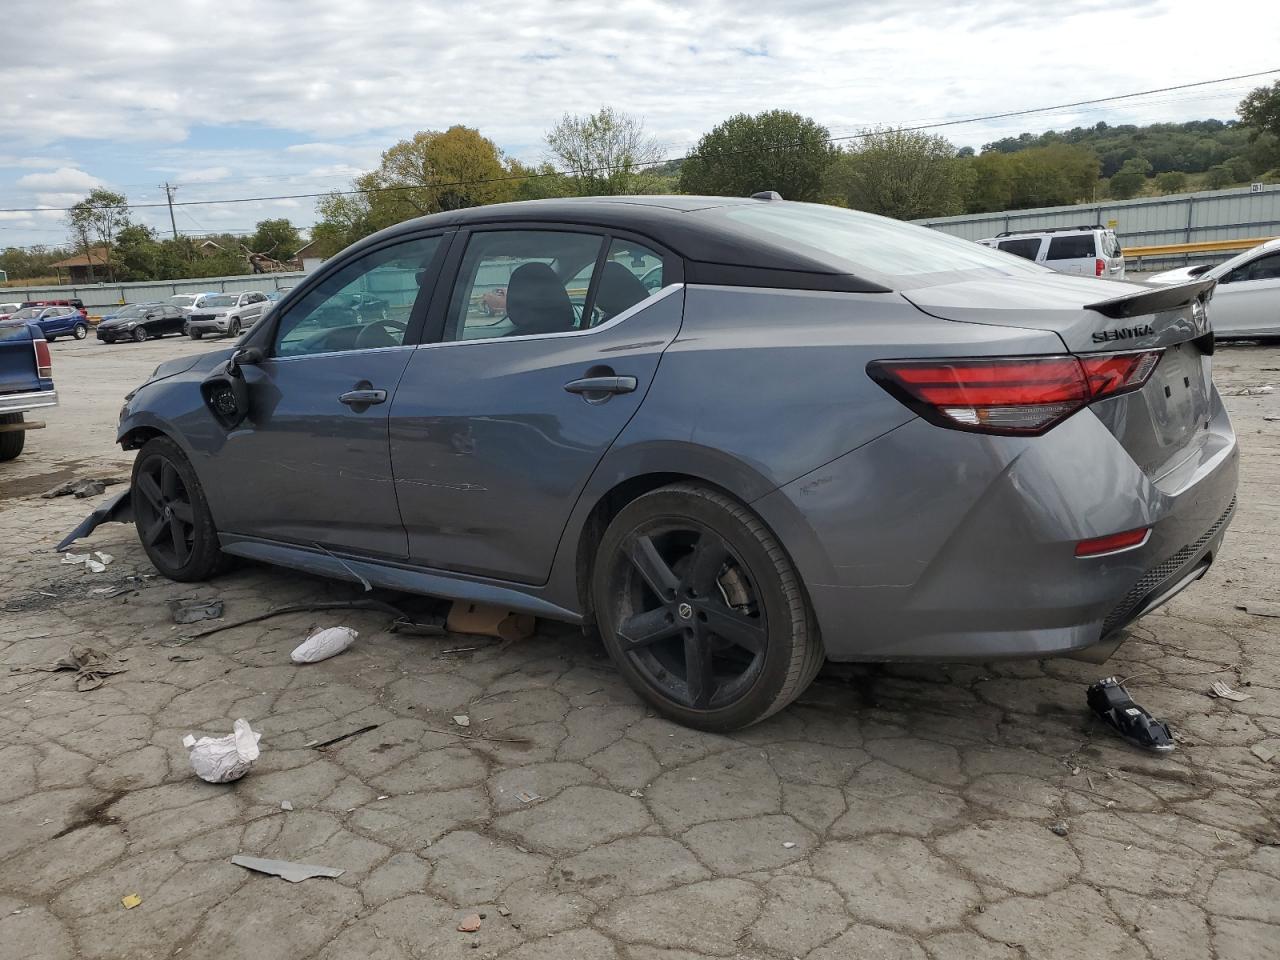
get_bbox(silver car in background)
[186,290,270,339]
[1146,237,1280,338]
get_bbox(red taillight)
[34,338,52,379]
[867,350,1162,436]
[1095,258,1106,277]
[1075,527,1150,557]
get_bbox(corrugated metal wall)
[4,272,308,313]
[915,184,1280,269]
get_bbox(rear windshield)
[1046,235,1097,261]
[0,321,32,342]
[714,203,1045,281]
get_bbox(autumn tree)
[679,110,835,202]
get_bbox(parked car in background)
[978,225,1126,279]
[5,304,89,341]
[96,303,188,343]
[186,291,269,339]
[0,302,22,320]
[1146,238,1280,338]
[170,292,219,317]
[66,196,1236,731]
[23,298,88,319]
[0,316,56,461]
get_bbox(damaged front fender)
[56,489,134,552]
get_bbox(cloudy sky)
[1,0,1276,249]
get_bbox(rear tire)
[0,413,25,462]
[132,327,147,343]
[131,436,227,581]
[73,322,88,340]
[591,483,823,731]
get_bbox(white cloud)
[15,167,103,192]
[176,166,233,183]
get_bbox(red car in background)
[24,298,88,319]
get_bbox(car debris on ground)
[183,718,261,783]
[9,644,128,692]
[1209,680,1252,701]
[305,723,379,749]
[168,597,224,624]
[290,625,358,663]
[1237,601,1280,618]
[230,855,344,883]
[61,550,112,573]
[41,477,126,499]
[120,894,142,910]
[1086,677,1175,753]
[446,601,535,642]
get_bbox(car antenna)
[750,191,783,201]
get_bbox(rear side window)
[1046,235,1097,261]
[996,238,1042,261]
[1247,253,1280,281]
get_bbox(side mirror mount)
[228,346,264,377]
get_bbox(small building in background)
[49,247,110,284]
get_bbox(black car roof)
[354,196,891,294]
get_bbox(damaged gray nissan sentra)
[60,195,1238,731]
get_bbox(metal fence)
[914,183,1280,270]
[3,272,308,314]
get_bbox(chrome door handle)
[339,388,387,406]
[563,376,637,396]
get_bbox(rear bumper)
[0,388,58,415]
[755,396,1239,661]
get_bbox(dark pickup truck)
[0,318,57,461]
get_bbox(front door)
[389,228,681,584]
[1212,250,1280,336]
[200,233,447,558]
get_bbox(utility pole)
[162,182,179,240]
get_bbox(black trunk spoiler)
[1085,278,1216,319]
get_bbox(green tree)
[1239,81,1280,140]
[829,128,971,220]
[679,110,835,202]
[0,245,70,282]
[248,218,302,260]
[1154,170,1187,194]
[1108,157,1152,199]
[66,188,131,282]
[1204,164,1234,189]
[963,151,1016,212]
[545,107,664,195]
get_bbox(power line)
[1,67,1276,216]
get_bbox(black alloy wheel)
[131,437,227,581]
[132,326,147,342]
[593,484,822,730]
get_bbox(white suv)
[186,291,270,339]
[979,226,1125,279]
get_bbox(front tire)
[189,328,203,340]
[0,413,25,462]
[73,322,88,340]
[132,327,147,343]
[591,484,823,731]
[131,436,227,581]
[228,318,241,337]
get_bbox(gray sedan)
[63,196,1238,730]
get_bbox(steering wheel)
[353,318,407,350]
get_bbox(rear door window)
[996,238,1043,261]
[1246,253,1280,281]
[1046,235,1097,261]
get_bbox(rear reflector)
[867,350,1163,436]
[34,338,52,379]
[1075,527,1150,557]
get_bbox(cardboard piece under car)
[446,601,535,642]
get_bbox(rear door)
[1211,251,1280,336]
[388,227,683,584]
[1043,233,1096,276]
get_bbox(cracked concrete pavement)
[1,335,1278,960]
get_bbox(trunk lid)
[0,321,41,394]
[902,271,1218,482]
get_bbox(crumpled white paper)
[62,551,113,573]
[182,718,261,783]
[290,626,358,664]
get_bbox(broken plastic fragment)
[453,715,471,727]
[280,800,293,811]
[515,790,542,804]
[182,719,261,783]
[169,598,225,624]
[120,894,142,909]
[781,841,797,849]
[1210,680,1252,702]
[231,854,344,883]
[1086,677,1174,753]
[290,626,358,664]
